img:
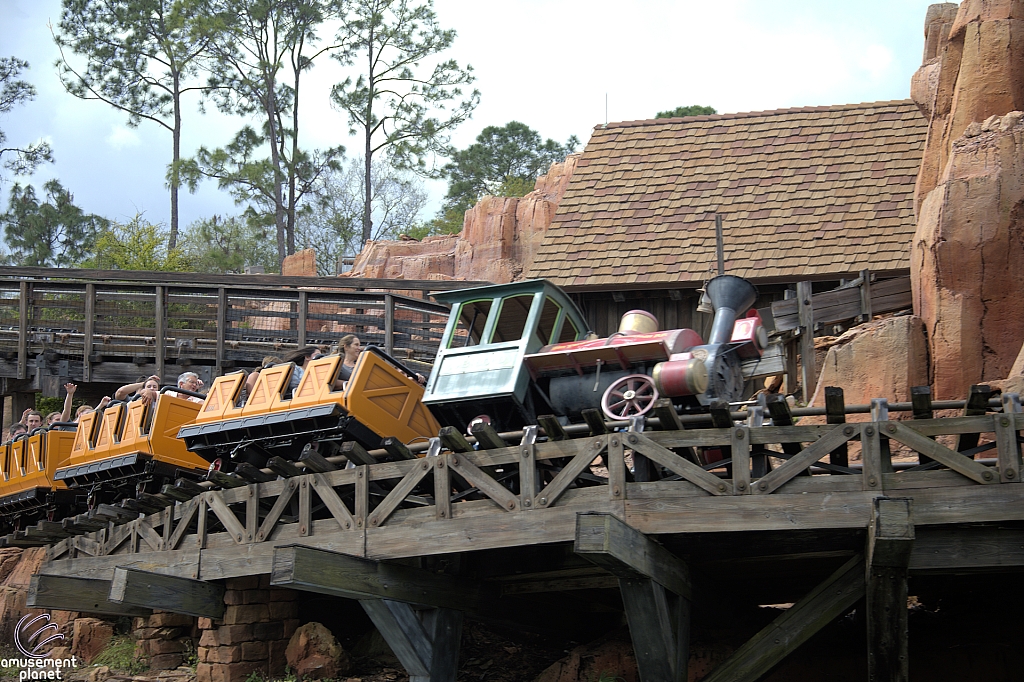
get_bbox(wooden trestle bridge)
[23,388,1024,682]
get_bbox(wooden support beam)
[83,282,95,383]
[858,268,873,323]
[618,577,690,682]
[996,393,1022,483]
[581,408,609,436]
[216,287,227,376]
[866,497,913,682]
[17,281,28,380]
[956,385,992,454]
[910,386,934,466]
[824,386,849,469]
[538,415,569,441]
[702,554,865,682]
[28,574,151,617]
[109,566,226,619]
[796,281,815,404]
[271,545,491,612]
[574,512,690,599]
[155,285,166,382]
[361,599,462,682]
[297,290,308,348]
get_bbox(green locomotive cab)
[423,280,588,433]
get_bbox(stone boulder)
[809,315,930,411]
[72,618,114,664]
[344,154,579,284]
[282,249,317,277]
[0,547,76,645]
[284,622,350,680]
[913,0,1024,213]
[911,111,1024,398]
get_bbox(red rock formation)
[911,0,1024,399]
[282,249,317,277]
[345,155,579,284]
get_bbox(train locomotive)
[0,274,773,535]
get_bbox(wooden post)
[361,599,463,682]
[109,566,225,618]
[858,268,873,323]
[824,387,848,469]
[796,281,815,404]
[956,385,992,455]
[575,513,691,682]
[155,285,166,382]
[83,283,95,383]
[297,290,308,348]
[216,288,227,376]
[385,293,395,356]
[866,497,913,682]
[715,214,725,275]
[17,281,28,380]
[996,393,1022,483]
[872,399,894,473]
[910,386,933,466]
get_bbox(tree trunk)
[169,71,181,251]
[266,83,287,264]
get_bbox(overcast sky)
[0,0,940,232]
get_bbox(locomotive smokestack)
[705,275,758,345]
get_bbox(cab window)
[557,315,579,343]
[492,295,534,343]
[537,298,561,345]
[449,299,492,348]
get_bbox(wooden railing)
[37,392,1024,579]
[0,267,470,386]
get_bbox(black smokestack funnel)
[706,275,758,345]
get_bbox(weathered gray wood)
[355,465,368,529]
[574,512,690,600]
[369,459,432,528]
[470,423,507,451]
[299,477,311,537]
[17,281,28,380]
[861,423,884,492]
[216,287,227,375]
[753,425,856,494]
[536,437,608,508]
[996,393,1022,483]
[619,577,689,682]
[731,427,751,495]
[796,281,815,404]
[267,456,304,478]
[885,422,998,484]
[824,386,849,469]
[910,526,1024,571]
[271,545,491,611]
[29,574,151,617]
[169,497,200,550]
[298,290,308,348]
[83,282,95,382]
[205,491,247,543]
[360,599,463,682]
[866,498,913,682]
[434,453,452,520]
[299,448,339,473]
[629,433,731,495]
[581,408,609,436]
[538,415,569,441]
[109,566,225,618]
[702,555,865,682]
[447,452,519,511]
[608,433,626,502]
[438,426,474,453]
[382,437,417,461]
[154,285,165,381]
[256,478,298,542]
[858,268,872,322]
[956,385,993,454]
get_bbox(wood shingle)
[527,100,928,288]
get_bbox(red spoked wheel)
[601,374,660,420]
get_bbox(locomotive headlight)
[652,357,709,397]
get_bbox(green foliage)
[54,0,214,247]
[437,120,578,232]
[656,104,717,118]
[0,57,53,178]
[0,180,108,266]
[331,0,479,246]
[91,635,148,675]
[177,213,279,274]
[82,214,188,271]
[185,0,344,265]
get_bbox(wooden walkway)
[28,392,1024,682]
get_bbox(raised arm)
[60,383,77,422]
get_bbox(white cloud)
[106,126,142,150]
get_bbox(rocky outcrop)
[345,155,579,284]
[73,617,114,664]
[0,547,76,646]
[284,622,350,680]
[911,0,1024,399]
[282,249,317,277]
[809,316,930,412]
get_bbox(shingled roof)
[526,100,928,289]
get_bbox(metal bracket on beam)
[109,566,226,619]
